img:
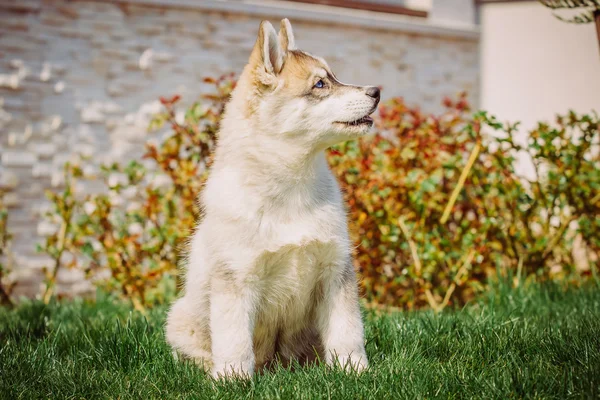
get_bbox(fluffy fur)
[165,19,380,379]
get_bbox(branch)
[440,141,481,224]
[0,272,13,307]
[541,215,578,262]
[43,211,70,304]
[398,217,440,311]
[438,250,476,311]
[398,217,422,275]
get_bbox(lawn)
[1,284,599,399]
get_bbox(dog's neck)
[209,74,338,211]
[217,131,328,191]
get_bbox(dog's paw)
[331,353,369,373]
[211,359,254,380]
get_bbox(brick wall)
[0,0,479,297]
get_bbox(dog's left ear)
[279,18,296,52]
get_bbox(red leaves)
[442,92,470,112]
[159,94,181,105]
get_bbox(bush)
[329,96,599,309]
[39,76,233,310]
[38,75,599,311]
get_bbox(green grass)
[1,285,599,399]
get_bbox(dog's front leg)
[210,275,256,379]
[317,263,368,372]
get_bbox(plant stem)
[43,210,70,304]
[0,278,13,307]
[440,141,481,224]
[516,255,524,287]
[398,217,440,311]
[541,215,578,262]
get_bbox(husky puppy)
[165,18,380,379]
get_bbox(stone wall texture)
[0,0,479,297]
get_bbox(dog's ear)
[279,18,296,52]
[249,20,283,85]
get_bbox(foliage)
[38,75,234,311]
[0,190,14,306]
[38,74,599,311]
[38,163,81,304]
[1,285,600,398]
[329,97,599,309]
[538,0,600,24]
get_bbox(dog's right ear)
[279,18,296,52]
[249,20,283,86]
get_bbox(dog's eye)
[314,79,325,89]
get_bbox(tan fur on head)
[228,18,379,142]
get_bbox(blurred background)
[0,0,598,307]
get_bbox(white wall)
[481,2,600,132]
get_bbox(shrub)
[329,97,599,309]
[38,75,599,310]
[39,75,234,310]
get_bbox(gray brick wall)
[0,0,479,298]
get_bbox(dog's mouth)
[334,110,375,128]
[336,115,373,126]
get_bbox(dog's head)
[233,19,380,149]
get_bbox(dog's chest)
[254,238,341,326]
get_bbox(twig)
[515,254,524,287]
[424,290,440,312]
[398,217,439,311]
[43,214,69,304]
[0,270,13,307]
[440,141,481,224]
[398,217,422,275]
[541,215,578,262]
[438,249,476,311]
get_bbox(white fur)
[165,19,378,379]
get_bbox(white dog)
[165,18,380,379]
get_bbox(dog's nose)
[366,86,380,100]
